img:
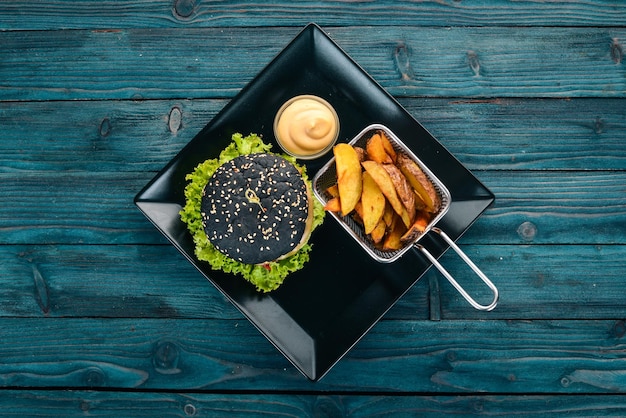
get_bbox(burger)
[201,152,314,264]
[180,133,325,292]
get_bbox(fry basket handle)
[416,227,498,311]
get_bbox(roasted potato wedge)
[413,190,426,211]
[361,161,404,216]
[398,207,412,229]
[370,218,387,244]
[334,143,363,216]
[382,163,416,223]
[323,196,341,212]
[382,214,407,251]
[361,172,386,234]
[400,212,430,244]
[326,184,339,198]
[397,154,440,213]
[366,133,393,164]
[354,200,364,221]
[354,146,366,162]
[382,200,395,227]
[379,130,397,162]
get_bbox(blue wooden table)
[2,1,626,416]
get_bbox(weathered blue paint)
[1,0,625,414]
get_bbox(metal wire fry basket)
[313,124,498,311]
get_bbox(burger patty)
[201,153,310,265]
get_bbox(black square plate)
[135,23,494,381]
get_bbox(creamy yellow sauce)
[274,96,339,158]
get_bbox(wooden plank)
[0,244,622,321]
[401,244,626,321]
[1,1,625,30]
[0,317,625,392]
[0,244,243,320]
[2,98,625,173]
[477,171,626,245]
[0,244,421,321]
[1,27,625,101]
[0,172,160,245]
[2,391,626,417]
[1,171,623,245]
[0,99,226,173]
[401,98,626,171]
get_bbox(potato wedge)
[413,190,426,211]
[361,160,405,217]
[354,146,366,162]
[370,218,387,244]
[323,196,341,212]
[382,214,407,251]
[398,206,412,229]
[334,143,363,216]
[354,200,364,221]
[400,211,430,244]
[366,133,393,164]
[382,200,395,227]
[382,163,416,223]
[397,154,440,213]
[379,130,397,162]
[326,184,339,198]
[361,172,386,234]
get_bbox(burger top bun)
[201,153,313,265]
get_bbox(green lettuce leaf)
[179,133,325,292]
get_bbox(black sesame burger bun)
[200,153,314,265]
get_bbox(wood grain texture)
[0,317,625,393]
[3,391,626,417]
[0,244,624,321]
[1,171,623,245]
[2,98,625,173]
[2,0,625,408]
[476,171,626,245]
[0,99,225,173]
[433,244,626,320]
[0,172,156,244]
[1,27,625,101]
[0,244,241,320]
[1,0,625,30]
[401,98,626,171]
